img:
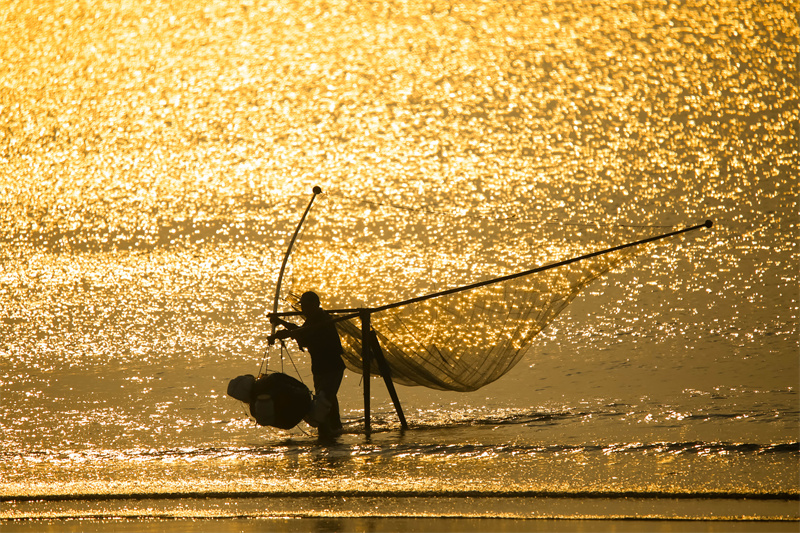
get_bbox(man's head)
[299,291,321,314]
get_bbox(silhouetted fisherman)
[269,291,345,439]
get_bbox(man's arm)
[268,316,302,346]
[270,315,299,330]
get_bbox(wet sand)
[2,517,798,533]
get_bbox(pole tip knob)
[704,219,713,228]
[312,186,322,195]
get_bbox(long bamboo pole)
[268,219,713,322]
[371,219,713,314]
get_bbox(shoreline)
[3,493,798,522]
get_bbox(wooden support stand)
[360,309,372,435]
[370,330,408,430]
[359,308,409,435]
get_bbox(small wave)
[369,405,798,433]
[388,409,595,432]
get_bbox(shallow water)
[1,0,798,523]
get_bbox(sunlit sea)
[1,0,798,529]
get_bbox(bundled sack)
[227,374,256,402]
[227,372,313,430]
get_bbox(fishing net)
[282,193,667,392]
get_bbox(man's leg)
[314,369,344,436]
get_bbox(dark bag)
[248,373,313,430]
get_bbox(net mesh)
[283,193,665,391]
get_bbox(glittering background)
[0,0,797,521]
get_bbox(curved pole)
[271,185,322,334]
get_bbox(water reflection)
[0,0,797,515]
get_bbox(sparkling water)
[1,0,797,524]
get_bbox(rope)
[257,337,308,388]
[281,340,306,387]
[257,343,271,379]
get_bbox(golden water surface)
[0,0,797,522]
